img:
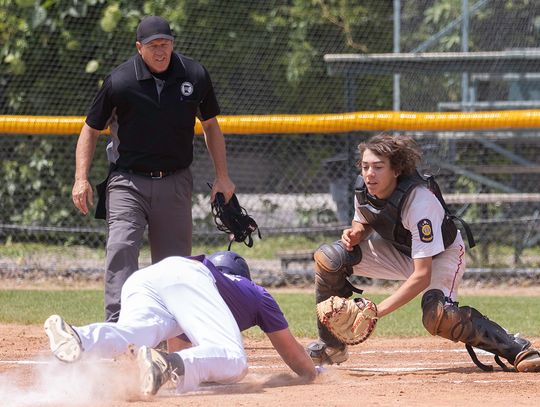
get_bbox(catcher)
[309,133,540,373]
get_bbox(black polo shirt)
[85,52,220,172]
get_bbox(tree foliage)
[1,1,539,237]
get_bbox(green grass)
[2,290,539,340]
[0,242,105,260]
[4,238,540,266]
[270,292,537,339]
[0,235,329,261]
[192,234,326,260]
[0,290,104,325]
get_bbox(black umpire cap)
[136,16,174,44]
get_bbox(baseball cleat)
[44,314,83,363]
[137,346,173,395]
[514,348,540,372]
[306,340,349,366]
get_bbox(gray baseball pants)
[104,168,193,322]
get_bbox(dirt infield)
[1,324,539,407]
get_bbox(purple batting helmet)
[207,251,251,280]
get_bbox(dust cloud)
[0,356,141,406]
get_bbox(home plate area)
[1,326,539,406]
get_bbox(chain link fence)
[2,1,540,275]
[1,130,540,272]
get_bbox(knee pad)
[421,289,446,336]
[421,289,481,341]
[314,241,362,273]
[314,241,363,306]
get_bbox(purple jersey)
[194,256,288,333]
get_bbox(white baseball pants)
[74,257,248,393]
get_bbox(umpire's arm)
[266,328,317,380]
[72,123,101,215]
[201,117,235,203]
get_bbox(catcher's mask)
[208,251,251,280]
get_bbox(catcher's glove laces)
[209,184,261,250]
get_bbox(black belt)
[116,167,179,179]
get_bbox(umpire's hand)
[72,179,93,215]
[211,176,235,204]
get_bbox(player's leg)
[419,239,539,372]
[105,171,149,322]
[147,168,193,263]
[44,315,172,362]
[137,345,186,395]
[150,259,247,394]
[44,314,83,362]
[307,240,362,365]
[422,288,540,372]
[423,245,540,372]
[45,270,182,362]
[46,316,178,362]
[351,235,414,281]
[308,236,411,365]
[424,240,466,302]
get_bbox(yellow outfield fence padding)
[2,110,540,135]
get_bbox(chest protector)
[355,171,475,257]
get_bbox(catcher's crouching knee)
[314,241,362,273]
[421,289,446,336]
[421,288,484,342]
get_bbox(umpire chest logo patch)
[418,219,434,243]
[180,81,193,96]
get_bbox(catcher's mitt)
[317,296,378,345]
[211,191,261,249]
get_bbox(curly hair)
[357,133,421,176]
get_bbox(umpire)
[71,15,235,322]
